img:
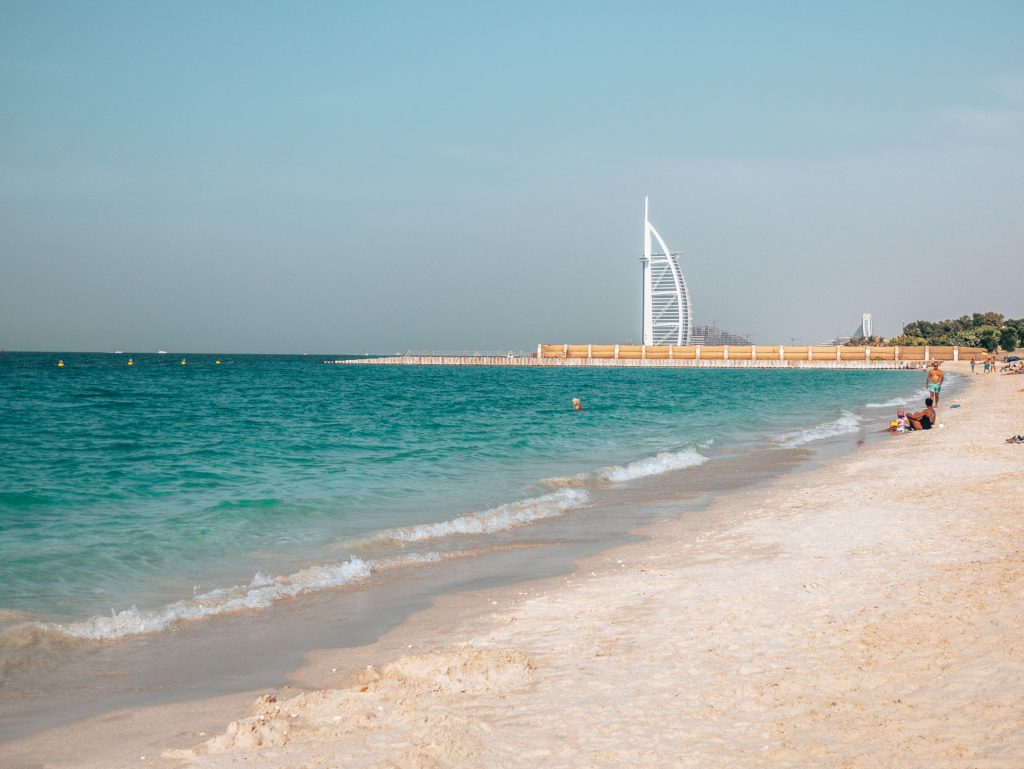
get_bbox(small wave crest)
[0,621,89,677]
[865,388,929,408]
[37,553,443,641]
[777,411,862,447]
[599,448,708,482]
[377,488,590,543]
[540,447,710,489]
[0,621,84,652]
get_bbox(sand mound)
[164,646,536,766]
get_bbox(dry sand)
[5,363,1023,768]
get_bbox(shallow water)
[0,353,927,634]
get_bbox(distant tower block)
[852,312,873,340]
[640,197,692,346]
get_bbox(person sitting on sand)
[926,361,944,406]
[906,398,937,431]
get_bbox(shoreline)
[5,364,1022,767]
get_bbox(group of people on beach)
[891,361,943,432]
[970,355,1017,374]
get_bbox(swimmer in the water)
[572,397,582,411]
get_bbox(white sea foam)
[538,447,710,489]
[45,553,441,641]
[776,411,863,448]
[599,448,708,482]
[865,388,929,408]
[382,488,590,543]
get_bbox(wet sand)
[5,363,1023,768]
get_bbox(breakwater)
[330,343,986,368]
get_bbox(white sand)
[5,364,1023,768]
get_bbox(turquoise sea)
[0,352,928,646]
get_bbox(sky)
[2,0,1022,353]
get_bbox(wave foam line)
[599,448,708,482]
[539,447,710,489]
[41,552,443,641]
[380,487,589,543]
[865,388,929,408]
[777,411,862,448]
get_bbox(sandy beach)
[4,362,1023,768]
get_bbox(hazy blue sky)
[2,1,1022,352]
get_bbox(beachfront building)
[640,197,692,346]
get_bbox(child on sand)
[895,407,909,432]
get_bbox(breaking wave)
[377,488,590,543]
[22,489,595,643]
[539,447,711,489]
[865,388,929,408]
[599,448,708,482]
[776,411,863,447]
[36,552,443,641]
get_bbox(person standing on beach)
[926,361,945,406]
[970,357,976,374]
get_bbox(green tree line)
[888,312,1023,352]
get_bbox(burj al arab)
[640,197,692,346]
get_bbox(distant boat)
[114,350,124,354]
[157,350,168,354]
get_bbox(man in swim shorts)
[907,398,936,431]
[926,361,944,406]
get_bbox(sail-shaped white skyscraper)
[640,197,692,346]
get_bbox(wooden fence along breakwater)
[330,344,988,368]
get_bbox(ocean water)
[0,352,927,645]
